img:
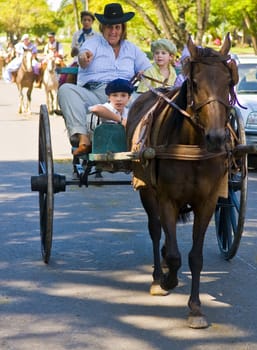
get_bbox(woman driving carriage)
[58,3,151,156]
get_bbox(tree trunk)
[243,12,257,54]
[73,0,80,31]
[125,0,162,37]
[195,0,211,45]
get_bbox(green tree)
[89,0,211,50]
[0,0,63,42]
[211,0,257,53]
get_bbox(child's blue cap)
[105,79,134,95]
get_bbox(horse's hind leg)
[50,91,54,114]
[48,91,53,114]
[26,87,32,114]
[139,188,168,296]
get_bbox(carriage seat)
[69,122,127,154]
[92,122,127,154]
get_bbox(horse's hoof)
[150,282,169,296]
[188,315,208,329]
[161,275,178,291]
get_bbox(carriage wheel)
[215,107,248,260]
[38,104,54,264]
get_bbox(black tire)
[38,104,54,263]
[215,107,248,260]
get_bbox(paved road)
[0,80,257,350]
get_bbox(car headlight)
[246,111,257,128]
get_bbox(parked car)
[235,55,257,167]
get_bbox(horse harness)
[135,54,240,162]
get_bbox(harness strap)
[140,75,191,118]
[193,96,231,111]
[142,74,169,87]
[154,144,227,160]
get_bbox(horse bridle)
[186,55,237,129]
[135,55,240,134]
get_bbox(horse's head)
[22,50,33,72]
[185,33,238,152]
[46,55,56,73]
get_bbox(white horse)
[42,55,59,114]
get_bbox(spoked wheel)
[215,107,248,260]
[38,104,54,263]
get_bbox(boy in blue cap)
[73,78,134,156]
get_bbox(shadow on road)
[0,160,257,349]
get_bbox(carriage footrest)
[89,151,137,162]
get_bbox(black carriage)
[31,103,250,264]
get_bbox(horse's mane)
[195,46,220,58]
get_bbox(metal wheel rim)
[38,104,54,263]
[215,107,247,260]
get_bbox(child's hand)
[121,118,127,127]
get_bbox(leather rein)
[135,55,240,161]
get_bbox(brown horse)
[42,55,59,114]
[126,34,239,328]
[15,50,35,114]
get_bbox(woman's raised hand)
[78,50,94,68]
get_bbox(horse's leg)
[45,89,51,114]
[50,90,55,114]
[26,86,32,114]
[187,201,217,329]
[53,90,58,113]
[158,200,181,291]
[18,87,23,114]
[139,187,168,296]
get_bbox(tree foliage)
[1,0,257,54]
[211,0,257,53]
[0,0,63,42]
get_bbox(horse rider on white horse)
[3,34,40,83]
[34,32,65,88]
[43,32,64,65]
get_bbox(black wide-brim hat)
[95,3,135,25]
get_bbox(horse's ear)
[220,33,231,56]
[187,35,197,59]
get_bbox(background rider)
[3,34,39,83]
[43,32,64,65]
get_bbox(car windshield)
[237,63,257,94]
